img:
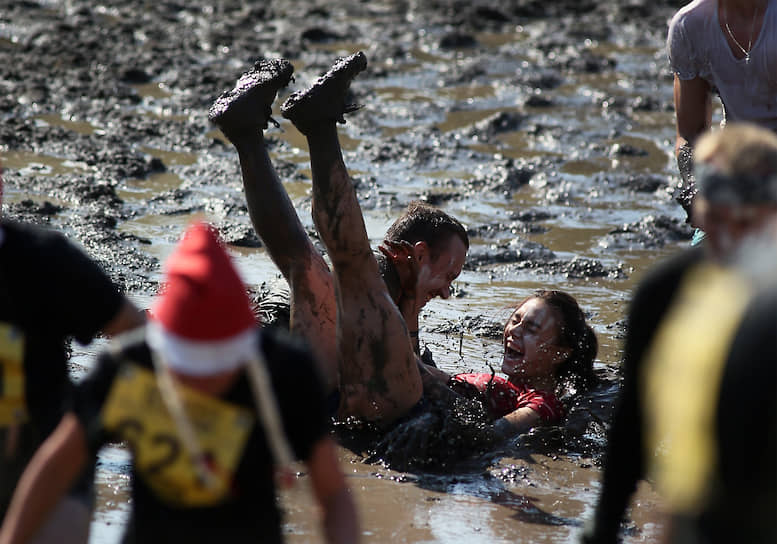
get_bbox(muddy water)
[85,49,667,541]
[2,2,699,542]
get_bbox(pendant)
[745,53,751,64]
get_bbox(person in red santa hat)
[0,220,359,544]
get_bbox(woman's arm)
[307,437,360,544]
[0,413,88,544]
[493,406,542,438]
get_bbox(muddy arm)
[673,74,712,160]
[0,414,88,544]
[418,360,451,384]
[378,240,425,353]
[672,75,712,224]
[307,437,360,544]
[493,407,541,438]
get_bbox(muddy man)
[208,52,468,425]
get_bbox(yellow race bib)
[0,323,27,426]
[101,363,255,507]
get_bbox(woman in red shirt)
[452,290,598,435]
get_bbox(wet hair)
[384,201,469,259]
[512,289,598,394]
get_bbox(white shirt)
[667,0,777,131]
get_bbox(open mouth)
[504,345,523,360]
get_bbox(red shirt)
[452,373,565,423]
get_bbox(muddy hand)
[365,411,437,470]
[378,239,419,297]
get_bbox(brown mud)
[2,0,694,542]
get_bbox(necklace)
[722,2,760,64]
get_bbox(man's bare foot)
[280,52,367,134]
[208,58,294,142]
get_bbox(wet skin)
[304,121,424,424]
[215,53,432,424]
[386,235,468,345]
[415,236,467,305]
[502,297,571,391]
[227,118,452,423]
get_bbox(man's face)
[414,235,467,306]
[693,197,777,260]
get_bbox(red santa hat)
[146,221,258,375]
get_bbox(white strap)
[244,339,295,472]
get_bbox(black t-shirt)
[74,327,329,544]
[587,246,705,542]
[0,220,124,511]
[689,286,777,544]
[589,248,776,543]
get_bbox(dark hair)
[384,201,469,259]
[513,290,598,394]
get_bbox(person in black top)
[0,221,359,544]
[696,281,776,543]
[582,123,777,542]
[0,165,144,542]
[631,232,777,544]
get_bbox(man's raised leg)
[209,59,339,392]
[282,52,423,424]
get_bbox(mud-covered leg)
[282,53,423,424]
[209,59,338,392]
